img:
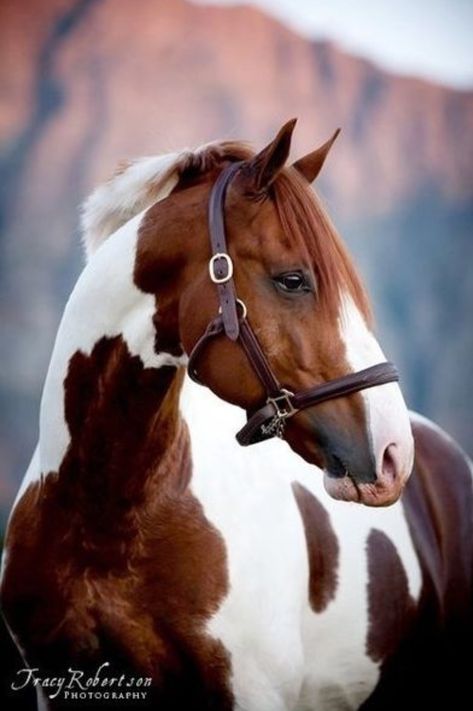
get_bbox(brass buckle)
[209,253,234,284]
[267,389,297,419]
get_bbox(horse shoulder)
[361,413,473,710]
[404,411,473,610]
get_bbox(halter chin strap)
[188,162,400,446]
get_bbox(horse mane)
[272,168,372,324]
[81,139,370,323]
[80,141,253,260]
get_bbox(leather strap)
[187,309,282,397]
[188,315,225,384]
[236,362,399,445]
[238,319,282,398]
[207,162,242,341]
[292,361,398,410]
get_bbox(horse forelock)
[272,169,372,326]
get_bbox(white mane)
[81,151,187,260]
[81,140,253,261]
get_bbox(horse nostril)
[381,443,398,483]
[329,454,348,479]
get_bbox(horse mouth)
[323,455,402,507]
[325,453,348,479]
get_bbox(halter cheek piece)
[188,162,399,446]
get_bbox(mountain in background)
[0,0,472,523]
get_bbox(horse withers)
[1,120,472,710]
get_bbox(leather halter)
[188,162,399,446]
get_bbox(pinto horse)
[1,120,472,711]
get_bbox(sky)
[193,0,473,88]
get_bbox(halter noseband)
[187,162,399,446]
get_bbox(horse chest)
[187,420,422,711]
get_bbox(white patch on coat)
[0,447,41,588]
[16,148,191,504]
[182,377,307,710]
[0,544,7,588]
[293,469,422,710]
[39,211,187,476]
[181,376,422,711]
[338,293,414,479]
[15,141,223,507]
[11,446,41,512]
[36,146,205,477]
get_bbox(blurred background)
[1,0,472,531]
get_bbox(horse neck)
[38,211,189,509]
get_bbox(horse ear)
[244,118,297,192]
[293,128,341,183]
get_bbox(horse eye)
[274,272,310,293]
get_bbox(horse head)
[135,120,414,506]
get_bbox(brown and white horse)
[1,120,472,711]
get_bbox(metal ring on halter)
[267,388,297,418]
[219,298,247,320]
[209,253,234,284]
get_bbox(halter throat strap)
[188,163,399,446]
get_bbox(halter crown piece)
[188,162,399,446]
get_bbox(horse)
[1,119,472,711]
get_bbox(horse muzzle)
[322,437,413,506]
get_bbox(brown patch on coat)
[366,529,416,662]
[291,482,339,612]
[403,419,473,614]
[361,418,473,710]
[1,336,233,710]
